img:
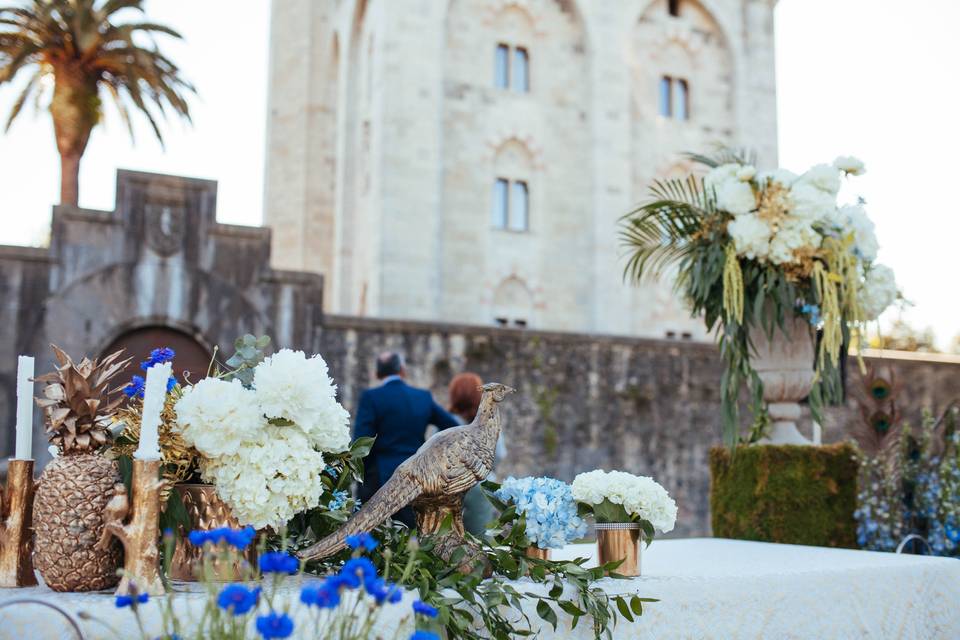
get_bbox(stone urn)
[750,314,815,445]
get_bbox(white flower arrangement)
[572,470,677,536]
[173,346,352,529]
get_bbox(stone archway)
[101,325,213,389]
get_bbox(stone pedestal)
[751,315,815,445]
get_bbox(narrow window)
[675,78,689,120]
[492,178,509,228]
[668,0,680,17]
[659,76,673,117]
[494,44,510,89]
[510,180,529,231]
[514,319,528,328]
[495,317,509,327]
[513,47,530,92]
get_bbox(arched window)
[659,76,690,120]
[492,277,533,328]
[492,43,530,93]
[101,326,212,389]
[659,76,672,116]
[494,43,510,88]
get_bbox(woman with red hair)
[448,372,506,535]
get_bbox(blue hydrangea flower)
[412,600,438,618]
[323,464,340,479]
[327,490,349,510]
[115,593,149,608]
[259,551,299,575]
[217,584,260,615]
[410,632,440,640]
[256,612,294,639]
[345,532,378,551]
[799,303,821,326]
[141,347,176,370]
[495,476,588,549]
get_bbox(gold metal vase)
[167,484,255,582]
[595,522,641,577]
[525,546,551,561]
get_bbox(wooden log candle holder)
[0,459,37,587]
[98,458,165,596]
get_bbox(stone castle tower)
[264,0,778,338]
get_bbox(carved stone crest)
[144,204,186,256]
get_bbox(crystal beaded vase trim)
[168,484,255,582]
[595,522,642,577]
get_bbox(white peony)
[768,218,820,265]
[789,183,837,221]
[736,165,757,182]
[173,377,266,458]
[201,426,327,529]
[253,349,351,453]
[834,155,866,176]
[797,163,842,195]
[727,214,771,260]
[757,168,798,187]
[838,204,879,262]
[861,264,898,320]
[704,163,741,192]
[572,469,677,533]
[716,180,757,215]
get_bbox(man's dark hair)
[376,352,404,379]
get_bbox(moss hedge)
[709,443,858,548]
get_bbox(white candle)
[135,362,171,460]
[14,356,34,460]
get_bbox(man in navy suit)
[354,352,459,528]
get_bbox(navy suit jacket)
[353,379,459,493]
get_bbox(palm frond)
[684,147,757,169]
[4,66,39,129]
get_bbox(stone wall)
[317,315,960,537]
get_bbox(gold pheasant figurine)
[299,382,515,569]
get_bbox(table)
[0,539,957,639]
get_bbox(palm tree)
[0,0,193,206]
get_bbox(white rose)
[737,165,757,182]
[727,214,771,260]
[861,264,897,320]
[797,164,842,195]
[834,155,866,176]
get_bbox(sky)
[0,0,958,344]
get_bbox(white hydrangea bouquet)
[572,470,677,544]
[174,338,352,529]
[621,149,898,445]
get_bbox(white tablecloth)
[0,539,957,639]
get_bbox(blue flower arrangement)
[123,346,178,399]
[116,529,439,640]
[495,476,588,549]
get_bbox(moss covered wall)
[710,443,858,547]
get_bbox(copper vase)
[167,484,255,582]
[595,523,641,577]
[525,546,551,561]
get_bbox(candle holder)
[0,459,37,587]
[98,458,165,596]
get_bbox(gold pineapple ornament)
[32,346,131,592]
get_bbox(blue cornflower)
[341,557,377,585]
[365,577,402,605]
[410,632,440,640]
[115,593,149,608]
[217,584,260,615]
[301,581,340,609]
[256,612,294,639]
[154,636,183,640]
[191,526,257,550]
[345,532,378,551]
[166,375,177,393]
[412,600,438,618]
[123,375,146,399]
[259,551,299,575]
[141,347,176,370]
